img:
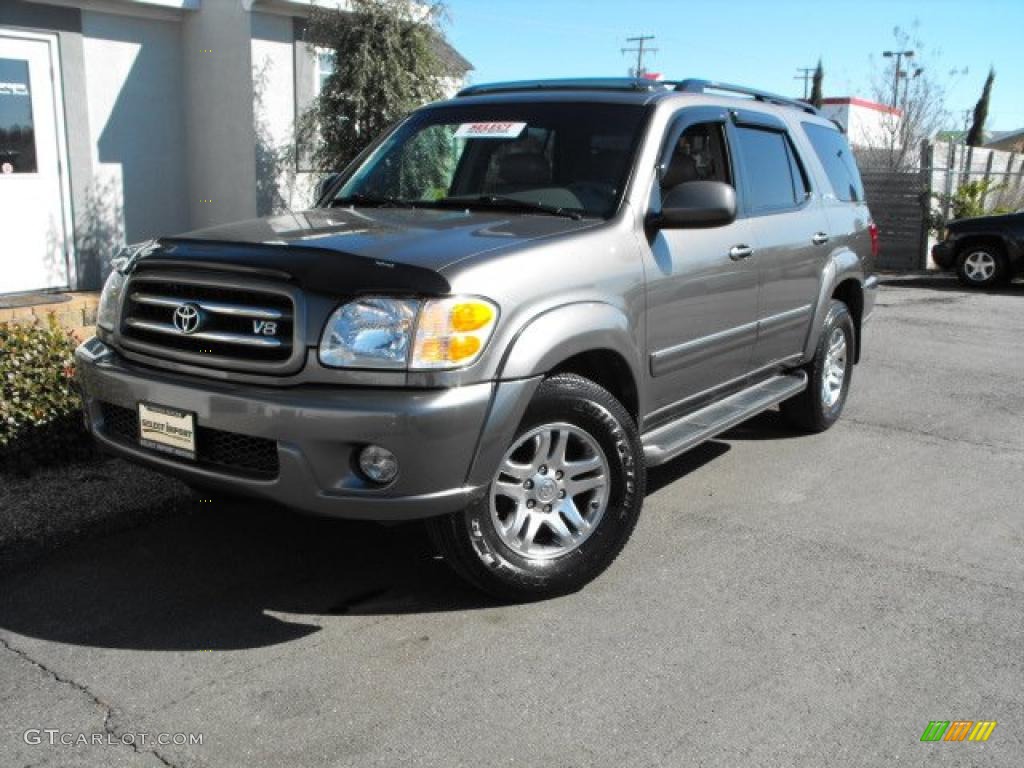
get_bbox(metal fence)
[861,171,928,271]
[859,141,1024,271]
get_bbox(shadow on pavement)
[0,419,777,652]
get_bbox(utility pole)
[794,67,815,99]
[883,49,914,107]
[622,35,657,78]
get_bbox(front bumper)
[931,240,956,269]
[76,339,537,520]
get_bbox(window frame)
[728,109,814,217]
[0,56,39,175]
[313,46,335,97]
[653,106,741,214]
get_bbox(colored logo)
[173,303,202,335]
[920,721,997,742]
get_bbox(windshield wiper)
[436,195,584,221]
[329,193,417,209]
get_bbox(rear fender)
[803,249,864,361]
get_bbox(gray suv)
[77,78,878,600]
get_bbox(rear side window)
[733,126,808,213]
[802,123,864,202]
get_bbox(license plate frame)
[137,402,196,460]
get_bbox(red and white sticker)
[455,121,527,139]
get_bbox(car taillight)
[868,220,879,258]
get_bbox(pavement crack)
[0,635,183,768]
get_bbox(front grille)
[98,402,279,478]
[119,276,296,368]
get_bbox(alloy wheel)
[963,250,997,283]
[821,327,848,408]
[490,423,611,560]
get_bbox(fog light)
[359,445,398,484]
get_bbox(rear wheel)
[781,299,855,433]
[427,374,645,601]
[956,245,1007,288]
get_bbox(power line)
[622,35,657,78]
[794,67,816,99]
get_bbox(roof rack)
[675,79,820,116]
[456,78,666,97]
[455,77,823,117]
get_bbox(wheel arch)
[498,302,644,420]
[803,250,865,364]
[468,303,643,490]
[831,278,864,364]
[955,233,1012,263]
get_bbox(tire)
[781,299,855,433]
[427,374,645,601]
[956,244,1007,288]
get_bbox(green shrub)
[0,316,93,473]
[928,178,1009,234]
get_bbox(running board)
[641,372,808,466]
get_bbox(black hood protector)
[135,238,451,297]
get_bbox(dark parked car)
[77,78,878,600]
[932,211,1024,288]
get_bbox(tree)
[298,0,455,173]
[864,24,955,171]
[965,68,995,147]
[809,59,824,109]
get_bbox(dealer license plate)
[138,402,196,460]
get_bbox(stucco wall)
[81,10,188,257]
[180,0,258,228]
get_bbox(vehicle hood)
[950,211,1023,230]
[136,207,600,296]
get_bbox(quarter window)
[802,122,864,202]
[733,126,808,213]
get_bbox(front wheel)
[781,299,855,433]
[427,374,645,601]
[956,246,1007,288]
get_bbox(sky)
[442,0,1024,133]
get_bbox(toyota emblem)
[173,303,202,334]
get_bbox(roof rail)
[675,79,820,116]
[456,78,668,97]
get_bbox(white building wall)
[180,0,258,229]
[80,10,188,252]
[820,99,901,149]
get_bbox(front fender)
[498,301,643,384]
[464,302,642,488]
[802,249,865,362]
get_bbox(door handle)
[812,232,830,246]
[729,244,754,261]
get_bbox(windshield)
[330,102,650,219]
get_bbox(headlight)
[319,297,419,369]
[411,297,497,369]
[96,269,127,332]
[318,295,498,370]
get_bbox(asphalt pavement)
[1,274,1021,767]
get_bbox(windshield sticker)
[455,122,527,139]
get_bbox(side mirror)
[315,172,342,206]
[650,180,737,229]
